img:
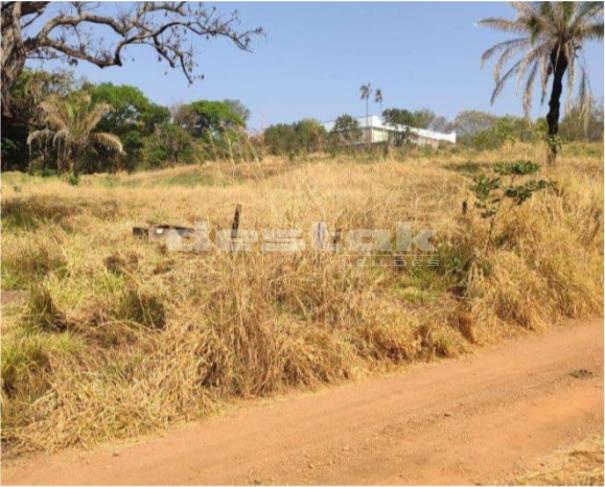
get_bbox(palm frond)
[493,39,539,82]
[480,37,530,66]
[573,1,603,22]
[40,97,68,131]
[359,83,371,100]
[476,17,528,34]
[539,54,550,104]
[512,1,545,28]
[575,61,593,129]
[52,128,71,149]
[480,1,603,123]
[582,21,604,40]
[565,42,577,112]
[522,59,539,116]
[514,41,551,93]
[85,103,113,134]
[491,57,524,104]
[92,132,124,153]
[558,2,576,24]
[511,1,539,18]
[374,89,383,104]
[26,128,54,147]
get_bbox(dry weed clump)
[450,152,603,337]
[1,142,602,455]
[1,232,67,291]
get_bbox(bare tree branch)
[1,2,263,116]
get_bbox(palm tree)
[28,92,123,175]
[374,88,384,107]
[360,83,372,142]
[360,83,372,117]
[479,2,603,161]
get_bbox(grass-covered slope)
[1,143,602,455]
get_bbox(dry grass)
[1,142,602,456]
[513,434,604,485]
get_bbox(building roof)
[323,115,456,143]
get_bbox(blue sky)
[28,2,604,131]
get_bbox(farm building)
[323,115,457,147]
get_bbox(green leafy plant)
[66,172,80,186]
[545,134,563,164]
[470,160,552,251]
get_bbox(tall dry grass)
[1,142,602,455]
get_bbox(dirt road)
[3,319,603,485]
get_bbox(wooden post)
[231,204,241,252]
[333,228,342,251]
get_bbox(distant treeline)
[262,105,603,156]
[1,70,261,174]
[1,69,603,174]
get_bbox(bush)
[460,116,539,149]
[143,123,194,169]
[264,119,327,156]
[329,114,362,147]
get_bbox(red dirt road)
[2,319,603,485]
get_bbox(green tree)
[382,108,436,129]
[27,93,123,176]
[479,2,603,161]
[263,124,298,155]
[263,119,327,156]
[294,119,327,152]
[412,109,436,129]
[144,123,194,168]
[176,100,245,138]
[330,114,362,146]
[223,99,251,124]
[1,69,75,171]
[89,83,170,170]
[382,108,415,127]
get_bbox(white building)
[323,115,456,147]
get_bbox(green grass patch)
[161,171,222,187]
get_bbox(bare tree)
[1,2,263,116]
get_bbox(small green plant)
[40,168,57,178]
[66,172,80,186]
[470,160,552,251]
[546,134,563,163]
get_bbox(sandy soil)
[2,318,602,485]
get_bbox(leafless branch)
[1,1,263,115]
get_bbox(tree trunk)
[366,98,370,145]
[545,46,568,163]
[1,3,28,117]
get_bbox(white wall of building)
[323,115,456,145]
